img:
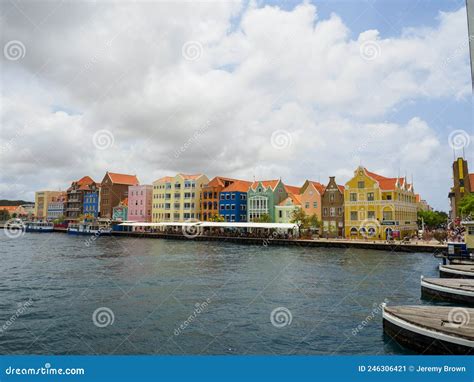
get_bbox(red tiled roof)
[284,185,301,194]
[337,185,345,193]
[222,180,252,193]
[0,206,19,213]
[250,180,280,191]
[206,176,239,188]
[77,176,95,185]
[365,169,409,191]
[154,176,173,183]
[178,173,203,180]
[108,172,139,186]
[278,193,302,206]
[121,198,128,206]
[307,181,325,195]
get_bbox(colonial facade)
[247,180,289,222]
[65,176,100,220]
[299,180,325,220]
[128,185,153,222]
[47,192,67,220]
[83,191,99,218]
[219,180,252,222]
[112,198,128,221]
[99,172,139,219]
[152,173,209,222]
[201,177,239,221]
[34,190,63,219]
[321,177,344,238]
[275,193,302,223]
[344,167,418,240]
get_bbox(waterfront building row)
[31,166,424,240]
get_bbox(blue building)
[83,191,99,218]
[219,181,251,222]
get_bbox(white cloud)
[0,1,471,209]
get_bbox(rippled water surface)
[0,232,441,355]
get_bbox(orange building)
[201,177,246,221]
[299,180,326,220]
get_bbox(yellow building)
[152,173,209,222]
[34,190,63,220]
[344,167,418,240]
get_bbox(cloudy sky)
[1,0,473,210]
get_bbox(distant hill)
[0,200,34,206]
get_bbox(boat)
[383,305,474,355]
[24,221,54,233]
[439,264,474,279]
[67,223,112,235]
[421,276,474,305]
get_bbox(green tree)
[290,208,308,232]
[209,214,225,222]
[255,214,271,223]
[0,209,10,221]
[459,194,474,217]
[307,213,321,232]
[417,210,447,229]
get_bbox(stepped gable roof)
[250,180,280,191]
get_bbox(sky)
[0,0,473,211]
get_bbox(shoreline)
[46,227,445,253]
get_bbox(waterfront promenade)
[44,226,445,254]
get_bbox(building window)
[350,211,358,221]
[313,202,317,208]
[368,211,375,219]
[383,211,393,220]
[330,207,335,217]
[329,194,335,202]
[358,181,365,188]
[350,193,357,202]
[367,192,374,201]
[323,208,328,217]
[231,193,235,200]
[279,210,282,218]
[337,207,342,216]
[305,202,309,209]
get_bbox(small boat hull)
[25,227,54,233]
[439,264,474,279]
[421,277,474,305]
[383,305,474,355]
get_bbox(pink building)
[127,185,153,222]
